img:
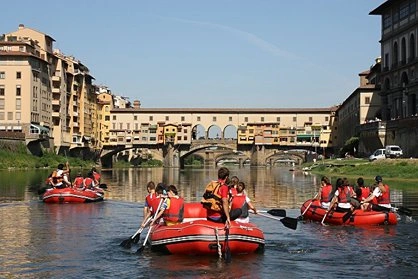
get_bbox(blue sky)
[1,0,384,108]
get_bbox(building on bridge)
[103,105,337,167]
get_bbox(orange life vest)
[377,184,390,204]
[73,177,84,188]
[320,184,333,203]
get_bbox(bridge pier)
[251,145,266,167]
[163,143,180,168]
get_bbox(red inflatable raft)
[300,199,398,226]
[42,187,104,203]
[150,202,265,255]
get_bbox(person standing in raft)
[140,181,156,228]
[361,176,391,212]
[318,176,333,210]
[151,185,184,226]
[230,181,257,223]
[203,167,242,228]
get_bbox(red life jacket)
[338,186,353,203]
[83,177,94,188]
[93,171,101,182]
[377,184,390,204]
[163,197,184,223]
[150,196,163,214]
[231,194,249,218]
[145,193,156,208]
[320,184,333,203]
[360,187,370,201]
[73,177,84,188]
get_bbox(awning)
[296,134,313,139]
[31,124,49,134]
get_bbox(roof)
[369,0,396,15]
[111,107,337,114]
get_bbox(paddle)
[224,228,231,263]
[136,198,165,254]
[266,209,286,217]
[257,212,298,230]
[299,193,320,220]
[99,183,107,189]
[120,216,152,249]
[342,209,354,223]
[321,210,330,226]
[394,206,413,216]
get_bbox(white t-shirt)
[334,189,351,209]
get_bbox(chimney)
[133,100,141,109]
[18,24,25,29]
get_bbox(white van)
[385,145,403,158]
[369,149,386,161]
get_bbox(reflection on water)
[0,167,418,278]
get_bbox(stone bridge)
[99,139,309,168]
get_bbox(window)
[16,72,21,79]
[277,117,280,122]
[365,97,371,104]
[0,99,4,109]
[0,112,4,120]
[293,117,297,122]
[16,85,21,96]
[261,117,264,122]
[181,116,185,121]
[197,116,201,121]
[0,85,4,96]
[134,115,137,121]
[7,112,13,120]
[119,123,123,129]
[0,72,5,79]
[16,112,21,120]
[229,116,232,121]
[112,115,116,120]
[244,117,248,122]
[213,116,217,121]
[105,115,110,121]
[308,117,312,122]
[325,116,329,121]
[126,123,130,130]
[149,116,153,121]
[165,116,169,121]
[16,99,21,110]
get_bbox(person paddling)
[230,181,257,223]
[361,176,391,212]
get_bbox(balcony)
[52,75,61,82]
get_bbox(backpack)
[201,181,223,211]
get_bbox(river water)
[0,167,417,278]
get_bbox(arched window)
[401,37,407,64]
[410,33,416,60]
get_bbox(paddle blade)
[136,245,145,254]
[120,238,133,249]
[267,209,286,217]
[398,206,413,216]
[342,211,354,223]
[280,217,298,230]
[133,233,141,244]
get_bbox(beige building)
[0,24,100,156]
[336,61,381,154]
[107,107,337,153]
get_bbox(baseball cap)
[375,175,383,182]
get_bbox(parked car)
[369,149,386,161]
[385,145,403,158]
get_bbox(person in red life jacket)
[51,162,71,189]
[82,171,96,190]
[318,176,333,209]
[140,181,156,228]
[206,167,242,229]
[151,185,185,226]
[72,172,84,189]
[228,176,239,198]
[355,177,370,204]
[361,176,391,212]
[328,178,356,213]
[91,167,101,185]
[231,182,257,223]
[141,183,167,228]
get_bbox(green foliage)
[339,137,359,157]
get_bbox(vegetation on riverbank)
[302,158,418,181]
[0,143,95,170]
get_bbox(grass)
[302,158,418,181]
